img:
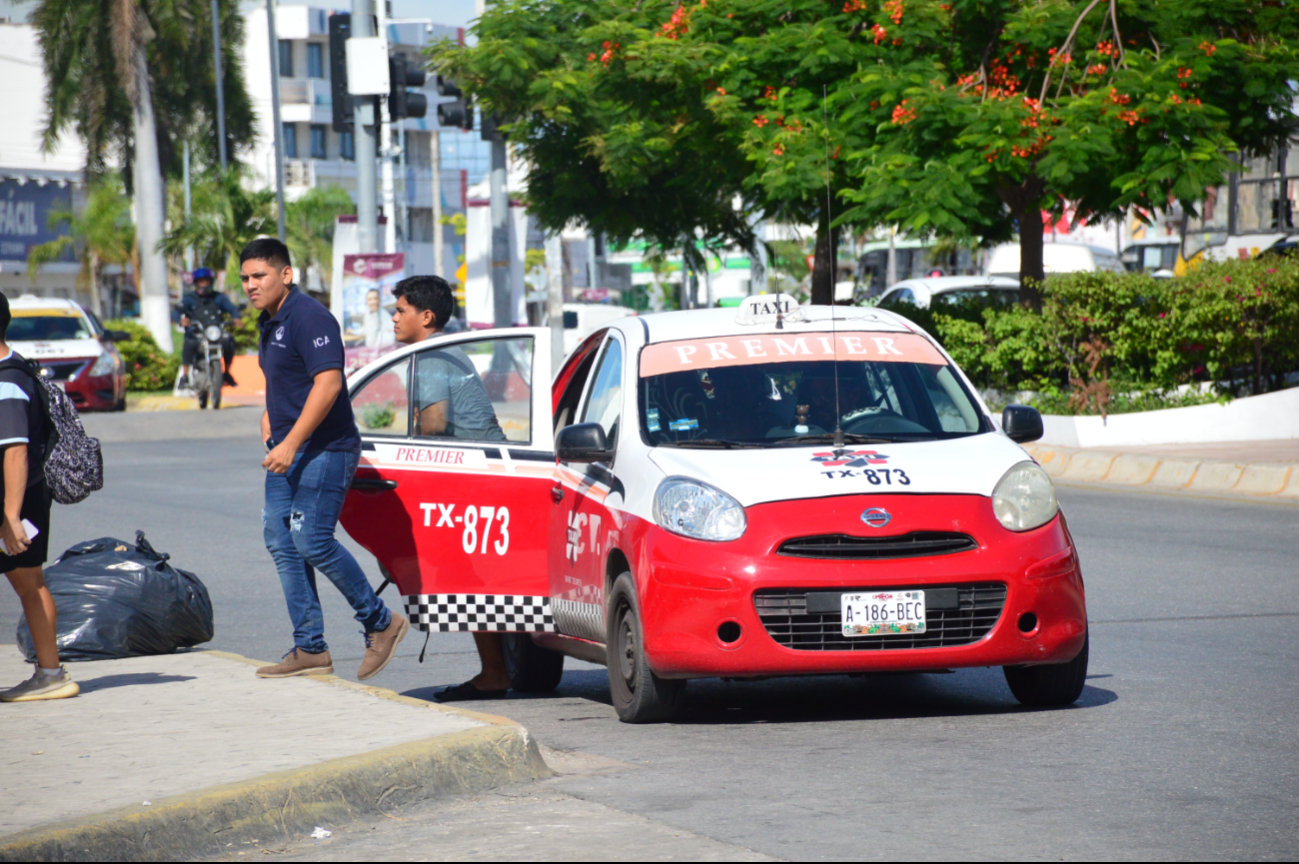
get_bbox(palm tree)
[31,0,255,351]
[161,169,276,284]
[27,175,135,319]
[286,186,356,293]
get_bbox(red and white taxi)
[340,295,1088,722]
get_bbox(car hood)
[10,339,105,361]
[646,433,1033,506]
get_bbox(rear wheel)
[1004,630,1089,707]
[606,573,685,723]
[502,633,564,693]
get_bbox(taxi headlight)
[992,461,1059,532]
[204,324,224,343]
[89,351,116,377]
[652,477,746,542]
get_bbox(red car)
[8,296,126,411]
[341,295,1087,722]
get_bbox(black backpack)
[0,353,104,504]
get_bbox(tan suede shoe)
[357,615,409,681]
[256,648,334,678]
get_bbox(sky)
[1,1,479,30]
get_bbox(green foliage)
[877,254,1299,415]
[105,318,180,391]
[26,174,134,311]
[286,185,356,290]
[359,402,396,431]
[231,313,260,355]
[161,169,276,281]
[441,0,1299,302]
[32,0,255,178]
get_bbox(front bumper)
[630,494,1087,678]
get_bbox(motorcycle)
[186,311,229,410]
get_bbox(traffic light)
[388,53,428,121]
[435,75,473,131]
[480,112,503,143]
[328,13,352,132]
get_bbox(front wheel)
[211,379,222,410]
[606,573,685,723]
[502,633,564,693]
[1004,630,1089,707]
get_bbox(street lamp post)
[212,0,228,172]
[266,0,288,242]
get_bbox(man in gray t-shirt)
[415,347,506,442]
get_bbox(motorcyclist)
[179,268,242,389]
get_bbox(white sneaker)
[0,666,80,702]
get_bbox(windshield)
[8,315,94,341]
[638,331,988,448]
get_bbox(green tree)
[32,0,256,348]
[285,185,356,293]
[441,0,1299,308]
[26,174,135,318]
[160,170,276,288]
[833,0,1299,306]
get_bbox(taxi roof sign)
[735,293,804,326]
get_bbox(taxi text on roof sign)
[735,293,805,326]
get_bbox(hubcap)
[618,610,636,687]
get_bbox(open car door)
[340,327,556,634]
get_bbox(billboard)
[0,180,74,263]
[340,252,404,352]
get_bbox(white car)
[986,242,1125,278]
[875,275,1021,309]
[7,295,127,411]
[341,295,1089,722]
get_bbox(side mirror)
[1002,404,1044,444]
[556,422,615,464]
[103,330,130,343]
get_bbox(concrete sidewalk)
[1023,440,1299,500]
[0,649,548,862]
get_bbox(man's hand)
[2,515,30,555]
[262,440,296,474]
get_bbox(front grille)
[755,583,1007,651]
[778,531,977,560]
[40,361,87,382]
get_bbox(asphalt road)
[4,410,1298,860]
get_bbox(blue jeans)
[264,448,391,654]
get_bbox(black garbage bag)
[17,531,214,662]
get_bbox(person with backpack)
[0,294,78,702]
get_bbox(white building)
[241,1,492,283]
[0,23,88,301]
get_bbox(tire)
[1004,630,1089,707]
[211,382,222,410]
[198,387,208,409]
[112,395,127,412]
[606,573,685,723]
[502,633,565,693]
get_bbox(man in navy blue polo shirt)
[240,238,408,680]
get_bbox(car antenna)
[823,85,845,457]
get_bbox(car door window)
[411,336,532,444]
[580,337,623,450]
[351,357,411,437]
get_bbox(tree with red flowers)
[439,0,1299,307]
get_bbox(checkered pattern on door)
[402,594,557,633]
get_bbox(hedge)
[104,319,180,391]
[878,252,1299,416]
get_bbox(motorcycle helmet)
[192,267,216,286]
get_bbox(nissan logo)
[860,508,891,528]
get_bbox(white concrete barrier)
[1039,387,1299,448]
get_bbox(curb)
[0,651,552,863]
[1024,443,1299,501]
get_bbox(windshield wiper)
[656,439,765,450]
[769,433,895,446]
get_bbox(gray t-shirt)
[416,346,507,441]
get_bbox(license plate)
[841,590,926,637]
